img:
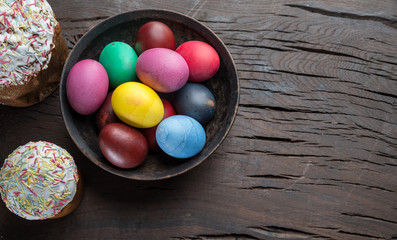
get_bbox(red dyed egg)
[99,123,148,169]
[96,91,120,130]
[134,21,175,55]
[176,41,220,82]
[141,99,176,150]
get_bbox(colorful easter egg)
[99,41,138,89]
[66,59,109,115]
[99,123,148,168]
[96,91,120,130]
[176,41,220,82]
[111,82,164,128]
[136,48,189,93]
[141,99,176,150]
[174,83,216,124]
[156,115,206,158]
[135,21,175,55]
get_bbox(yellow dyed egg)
[112,82,164,128]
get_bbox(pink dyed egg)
[136,48,189,93]
[66,59,109,115]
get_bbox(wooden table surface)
[1,0,396,239]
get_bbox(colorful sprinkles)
[0,141,79,220]
[0,0,58,85]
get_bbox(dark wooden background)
[1,0,396,239]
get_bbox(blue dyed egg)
[174,83,216,124]
[156,115,206,158]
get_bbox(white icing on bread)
[0,0,58,86]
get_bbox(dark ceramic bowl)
[60,9,239,180]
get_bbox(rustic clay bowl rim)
[60,9,239,180]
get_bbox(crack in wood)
[285,3,397,29]
[309,178,395,193]
[239,104,344,115]
[266,153,331,158]
[323,89,395,107]
[309,225,339,231]
[272,69,336,79]
[350,102,391,114]
[325,158,361,163]
[333,42,387,56]
[344,59,368,66]
[374,151,397,161]
[241,101,393,126]
[355,88,397,100]
[375,59,397,66]
[373,73,397,80]
[285,45,374,63]
[172,233,259,240]
[338,230,383,239]
[243,149,273,155]
[355,123,397,141]
[352,157,388,167]
[297,182,339,187]
[224,151,250,156]
[333,79,362,86]
[246,174,300,180]
[58,16,110,23]
[248,225,329,239]
[275,14,299,19]
[355,134,397,148]
[366,37,395,46]
[367,66,397,78]
[311,226,392,239]
[240,186,299,191]
[262,37,299,44]
[217,29,261,33]
[365,115,396,126]
[338,67,371,76]
[341,212,397,225]
[235,135,306,143]
[237,69,279,75]
[231,43,291,52]
[385,162,397,167]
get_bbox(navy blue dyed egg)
[156,115,206,159]
[173,83,216,124]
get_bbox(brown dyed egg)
[134,21,175,55]
[96,91,120,130]
[99,123,148,169]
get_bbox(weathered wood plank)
[0,0,396,239]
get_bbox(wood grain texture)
[0,0,396,239]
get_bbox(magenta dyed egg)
[136,48,189,93]
[66,59,109,115]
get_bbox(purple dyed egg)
[136,48,189,93]
[66,59,109,115]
